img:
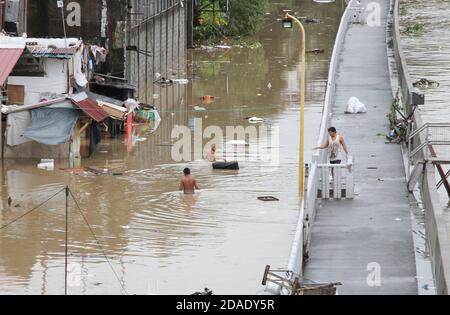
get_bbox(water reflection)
[0,0,345,294]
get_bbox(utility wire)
[0,188,66,231]
[0,187,128,295]
[69,190,128,295]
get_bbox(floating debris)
[248,117,264,123]
[194,106,206,111]
[258,196,280,202]
[306,49,325,54]
[61,162,127,177]
[305,18,321,24]
[403,23,424,35]
[214,45,232,49]
[202,95,215,104]
[227,140,248,146]
[413,78,440,89]
[37,159,55,171]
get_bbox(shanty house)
[0,35,119,162]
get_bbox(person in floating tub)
[207,144,240,170]
[206,144,227,163]
[180,168,200,195]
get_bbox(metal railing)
[269,0,358,295]
[391,0,450,295]
[318,158,355,200]
[408,123,450,164]
[391,0,414,115]
[129,0,182,28]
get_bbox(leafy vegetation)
[403,22,424,35]
[194,0,269,44]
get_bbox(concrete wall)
[3,137,71,160]
[392,0,450,295]
[26,0,127,76]
[421,151,450,295]
[128,1,186,108]
[8,59,69,105]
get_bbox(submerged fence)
[129,0,183,27]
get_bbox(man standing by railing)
[313,127,350,165]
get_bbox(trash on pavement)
[345,97,367,114]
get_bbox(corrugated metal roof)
[70,93,110,123]
[0,48,24,86]
[86,91,124,107]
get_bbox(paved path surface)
[304,0,417,295]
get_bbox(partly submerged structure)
[0,35,159,162]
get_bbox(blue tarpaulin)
[23,108,79,145]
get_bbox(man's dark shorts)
[330,160,342,165]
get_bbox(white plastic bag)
[124,99,140,112]
[345,97,367,114]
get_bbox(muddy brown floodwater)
[0,0,345,295]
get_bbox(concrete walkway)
[304,0,417,294]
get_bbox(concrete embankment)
[391,0,450,295]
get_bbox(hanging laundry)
[74,46,88,87]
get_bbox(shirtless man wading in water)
[179,168,200,195]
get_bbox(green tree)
[227,0,269,36]
[194,0,269,43]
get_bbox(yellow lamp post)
[283,13,306,200]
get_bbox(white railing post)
[347,163,354,199]
[336,167,343,199]
[322,166,329,199]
